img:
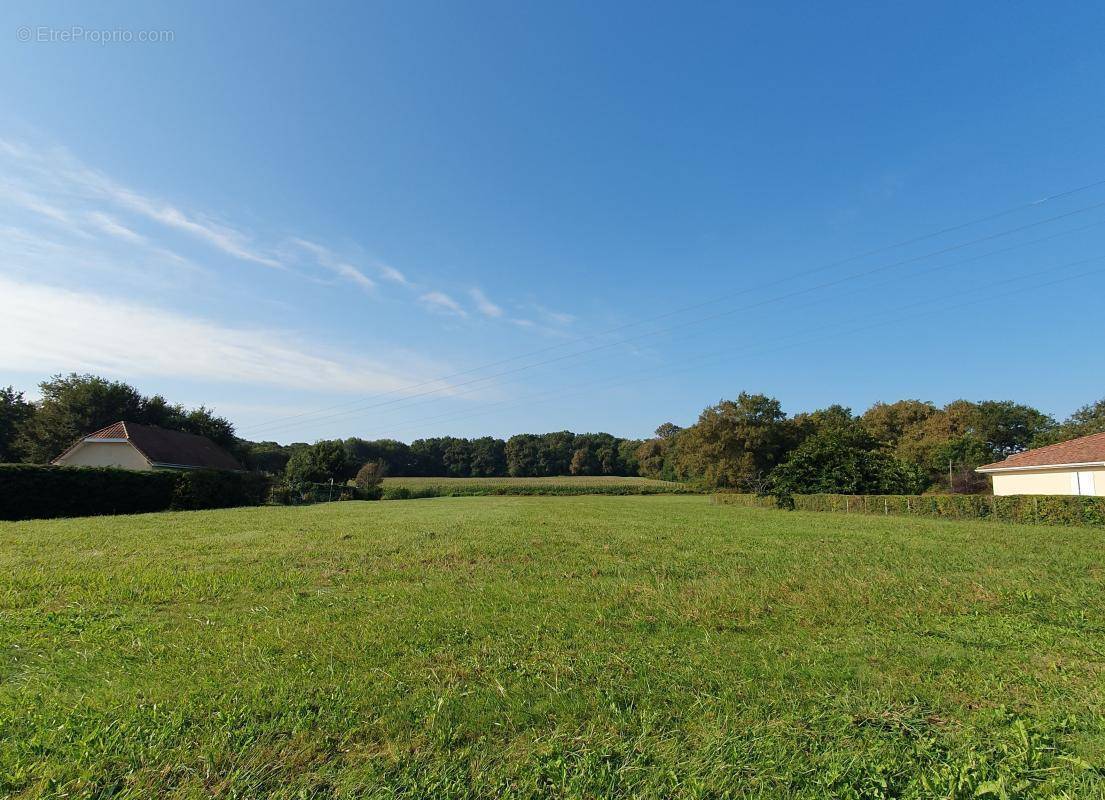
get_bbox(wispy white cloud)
[85,211,145,243]
[378,262,411,286]
[73,168,284,268]
[291,238,377,292]
[0,135,580,335]
[0,276,455,395]
[469,287,503,318]
[536,304,575,326]
[419,290,468,317]
[0,182,76,226]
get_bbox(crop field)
[379,475,691,497]
[3,495,1105,798]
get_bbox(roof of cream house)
[977,431,1105,473]
[54,421,242,470]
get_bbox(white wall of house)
[55,441,152,470]
[990,467,1105,496]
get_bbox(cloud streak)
[0,135,579,335]
[0,275,453,395]
[419,290,468,317]
[469,287,503,318]
[291,238,377,292]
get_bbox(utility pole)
[328,477,334,502]
[948,459,954,493]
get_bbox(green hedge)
[0,464,271,521]
[712,491,1105,526]
[171,470,271,511]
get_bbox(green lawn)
[3,496,1104,798]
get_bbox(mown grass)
[2,496,1105,798]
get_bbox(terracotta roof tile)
[85,421,127,439]
[977,431,1105,471]
[58,421,242,470]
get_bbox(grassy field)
[3,496,1105,798]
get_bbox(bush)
[0,464,271,521]
[713,491,1105,526]
[271,480,377,505]
[354,459,388,491]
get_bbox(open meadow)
[3,495,1105,798]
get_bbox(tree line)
[3,373,1103,495]
[636,393,1104,495]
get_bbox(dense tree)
[634,438,667,480]
[569,446,599,476]
[654,422,682,440]
[468,437,507,477]
[1033,397,1105,446]
[893,399,1052,490]
[971,400,1054,458]
[244,441,297,473]
[344,438,412,476]
[676,393,791,489]
[13,374,240,464]
[17,374,146,463]
[617,439,642,476]
[284,440,351,484]
[0,386,34,463]
[771,423,925,497]
[861,400,938,449]
[505,431,575,477]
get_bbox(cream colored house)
[976,431,1105,496]
[53,421,241,471]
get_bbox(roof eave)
[976,461,1105,474]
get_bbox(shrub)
[271,480,376,505]
[354,459,388,491]
[713,491,1105,526]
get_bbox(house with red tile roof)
[976,431,1105,496]
[52,421,242,471]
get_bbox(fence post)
[884,498,888,515]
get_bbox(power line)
[365,256,1105,439]
[240,178,1105,435]
[327,215,1105,426]
[246,196,1105,437]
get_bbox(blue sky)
[1,1,1104,444]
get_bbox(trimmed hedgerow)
[171,470,271,511]
[0,464,272,521]
[712,491,1105,526]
